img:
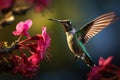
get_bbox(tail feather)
[82,54,95,67]
[75,54,95,67]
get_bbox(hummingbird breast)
[66,32,83,57]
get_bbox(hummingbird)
[49,12,119,67]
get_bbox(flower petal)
[25,19,32,28]
[12,31,22,36]
[22,24,29,36]
[103,56,113,66]
[28,54,41,65]
[16,22,24,31]
[12,19,32,36]
[99,57,104,66]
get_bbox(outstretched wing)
[76,12,119,44]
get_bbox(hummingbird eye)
[62,20,71,26]
[69,21,71,24]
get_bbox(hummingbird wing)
[77,12,119,44]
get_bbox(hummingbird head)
[49,18,73,32]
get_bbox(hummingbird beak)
[48,18,70,23]
[48,18,62,23]
[49,18,72,32]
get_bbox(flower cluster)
[88,56,120,80]
[0,19,51,77]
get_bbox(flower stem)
[16,34,23,42]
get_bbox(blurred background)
[0,0,120,80]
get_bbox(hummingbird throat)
[62,23,73,32]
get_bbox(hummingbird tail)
[81,54,95,67]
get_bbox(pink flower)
[42,27,51,48]
[99,56,113,67]
[11,27,51,77]
[0,0,14,10]
[88,56,120,80]
[36,27,51,59]
[12,53,39,77]
[0,19,51,78]
[12,19,32,37]
[20,27,51,60]
[88,67,102,80]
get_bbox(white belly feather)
[66,30,75,53]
